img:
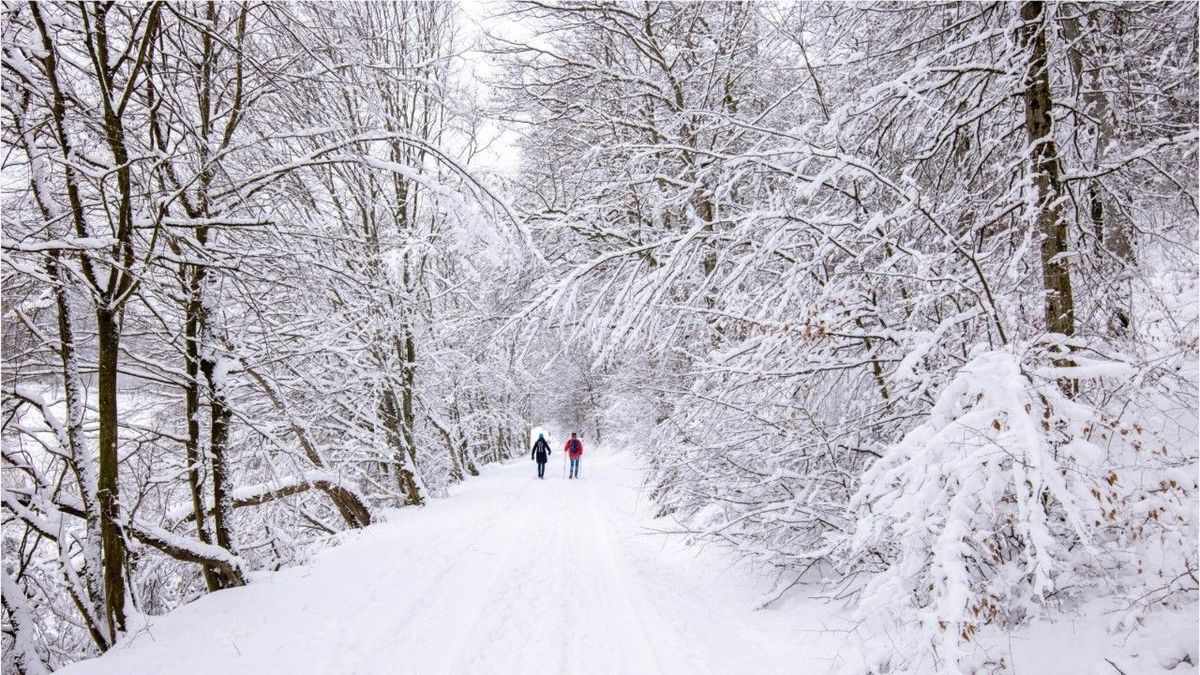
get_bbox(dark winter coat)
[565,437,583,459]
[531,438,551,463]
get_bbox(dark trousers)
[537,461,546,478]
[569,457,580,478]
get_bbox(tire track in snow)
[338,467,542,674]
[439,478,553,674]
[578,471,670,674]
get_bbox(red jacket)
[564,437,584,459]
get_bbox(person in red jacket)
[565,432,583,479]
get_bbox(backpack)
[567,438,581,455]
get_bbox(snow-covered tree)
[496,1,1197,669]
[2,2,534,670]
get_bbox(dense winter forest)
[2,1,1197,673]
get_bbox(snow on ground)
[59,448,845,674]
[58,447,1196,675]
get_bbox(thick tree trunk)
[381,389,422,505]
[184,274,220,591]
[1019,1,1076,342]
[186,2,246,589]
[47,256,109,646]
[124,522,245,587]
[201,345,241,587]
[95,307,126,641]
[89,2,162,637]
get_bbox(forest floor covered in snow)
[59,448,1196,675]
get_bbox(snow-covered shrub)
[848,346,1197,673]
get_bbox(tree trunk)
[184,271,220,591]
[462,440,479,476]
[452,405,479,476]
[1019,1,1076,344]
[1,574,52,675]
[428,411,464,483]
[1062,8,1134,335]
[88,2,163,638]
[400,327,421,494]
[381,389,422,505]
[241,365,373,527]
[201,344,241,587]
[95,307,126,641]
[47,255,108,646]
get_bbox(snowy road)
[60,448,844,675]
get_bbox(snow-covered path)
[60,448,843,675]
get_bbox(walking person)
[531,433,551,479]
[564,432,583,479]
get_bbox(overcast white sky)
[455,0,533,178]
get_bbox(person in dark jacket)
[564,432,583,479]
[531,433,551,478]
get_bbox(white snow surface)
[60,449,845,674]
[58,448,1197,675]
